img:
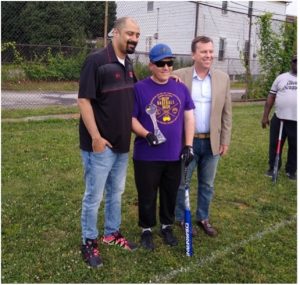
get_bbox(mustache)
[127,40,138,47]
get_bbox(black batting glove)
[181,145,194,165]
[146,132,159,146]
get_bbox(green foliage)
[20,2,87,46]
[2,42,87,81]
[133,61,151,80]
[22,48,87,81]
[1,2,27,43]
[1,105,296,283]
[248,14,297,99]
[1,1,117,45]
[85,2,117,39]
[22,48,86,81]
[1,41,23,64]
[278,20,298,72]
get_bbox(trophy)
[145,103,167,144]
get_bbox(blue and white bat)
[182,162,193,256]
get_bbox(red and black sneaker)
[81,238,103,268]
[102,231,138,251]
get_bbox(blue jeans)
[80,148,129,242]
[175,138,220,221]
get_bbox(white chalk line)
[152,215,296,283]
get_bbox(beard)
[126,40,138,54]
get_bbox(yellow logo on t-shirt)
[151,92,181,124]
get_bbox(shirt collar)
[107,42,132,65]
[193,68,211,80]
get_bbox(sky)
[285,0,297,16]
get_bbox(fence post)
[104,1,108,47]
[244,1,253,101]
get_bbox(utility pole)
[194,2,200,38]
[104,1,108,47]
[245,1,253,100]
[155,7,160,44]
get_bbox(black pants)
[133,160,181,228]
[269,114,297,174]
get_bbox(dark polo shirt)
[78,43,137,153]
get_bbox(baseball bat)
[182,162,193,256]
[272,120,284,183]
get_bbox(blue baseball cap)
[149,43,175,62]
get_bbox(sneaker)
[81,238,103,268]
[177,221,198,237]
[102,231,138,251]
[286,172,296,180]
[160,226,178,246]
[265,169,273,177]
[141,230,155,251]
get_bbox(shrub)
[22,48,87,81]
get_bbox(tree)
[1,1,28,43]
[20,2,87,46]
[85,1,116,39]
[1,1,117,46]
[247,13,297,98]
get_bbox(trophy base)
[154,130,167,145]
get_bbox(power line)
[190,1,293,23]
[231,1,290,18]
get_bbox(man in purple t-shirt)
[132,43,195,250]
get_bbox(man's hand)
[261,117,269,128]
[181,145,194,165]
[146,132,159,146]
[170,74,182,83]
[219,145,229,156]
[92,137,112,153]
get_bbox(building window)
[218,38,225,61]
[222,1,228,14]
[147,1,154,12]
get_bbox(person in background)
[261,54,297,180]
[132,43,195,250]
[78,17,140,268]
[173,36,232,237]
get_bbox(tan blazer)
[173,66,232,155]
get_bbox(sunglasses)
[153,60,174,67]
[292,59,297,63]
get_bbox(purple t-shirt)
[133,77,195,161]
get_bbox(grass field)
[1,104,296,283]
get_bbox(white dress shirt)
[191,69,212,133]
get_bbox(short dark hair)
[113,17,129,30]
[191,36,213,53]
[113,17,138,30]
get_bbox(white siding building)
[116,1,288,77]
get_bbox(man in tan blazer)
[174,36,232,237]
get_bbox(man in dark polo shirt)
[78,17,140,268]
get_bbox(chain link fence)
[1,1,293,109]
